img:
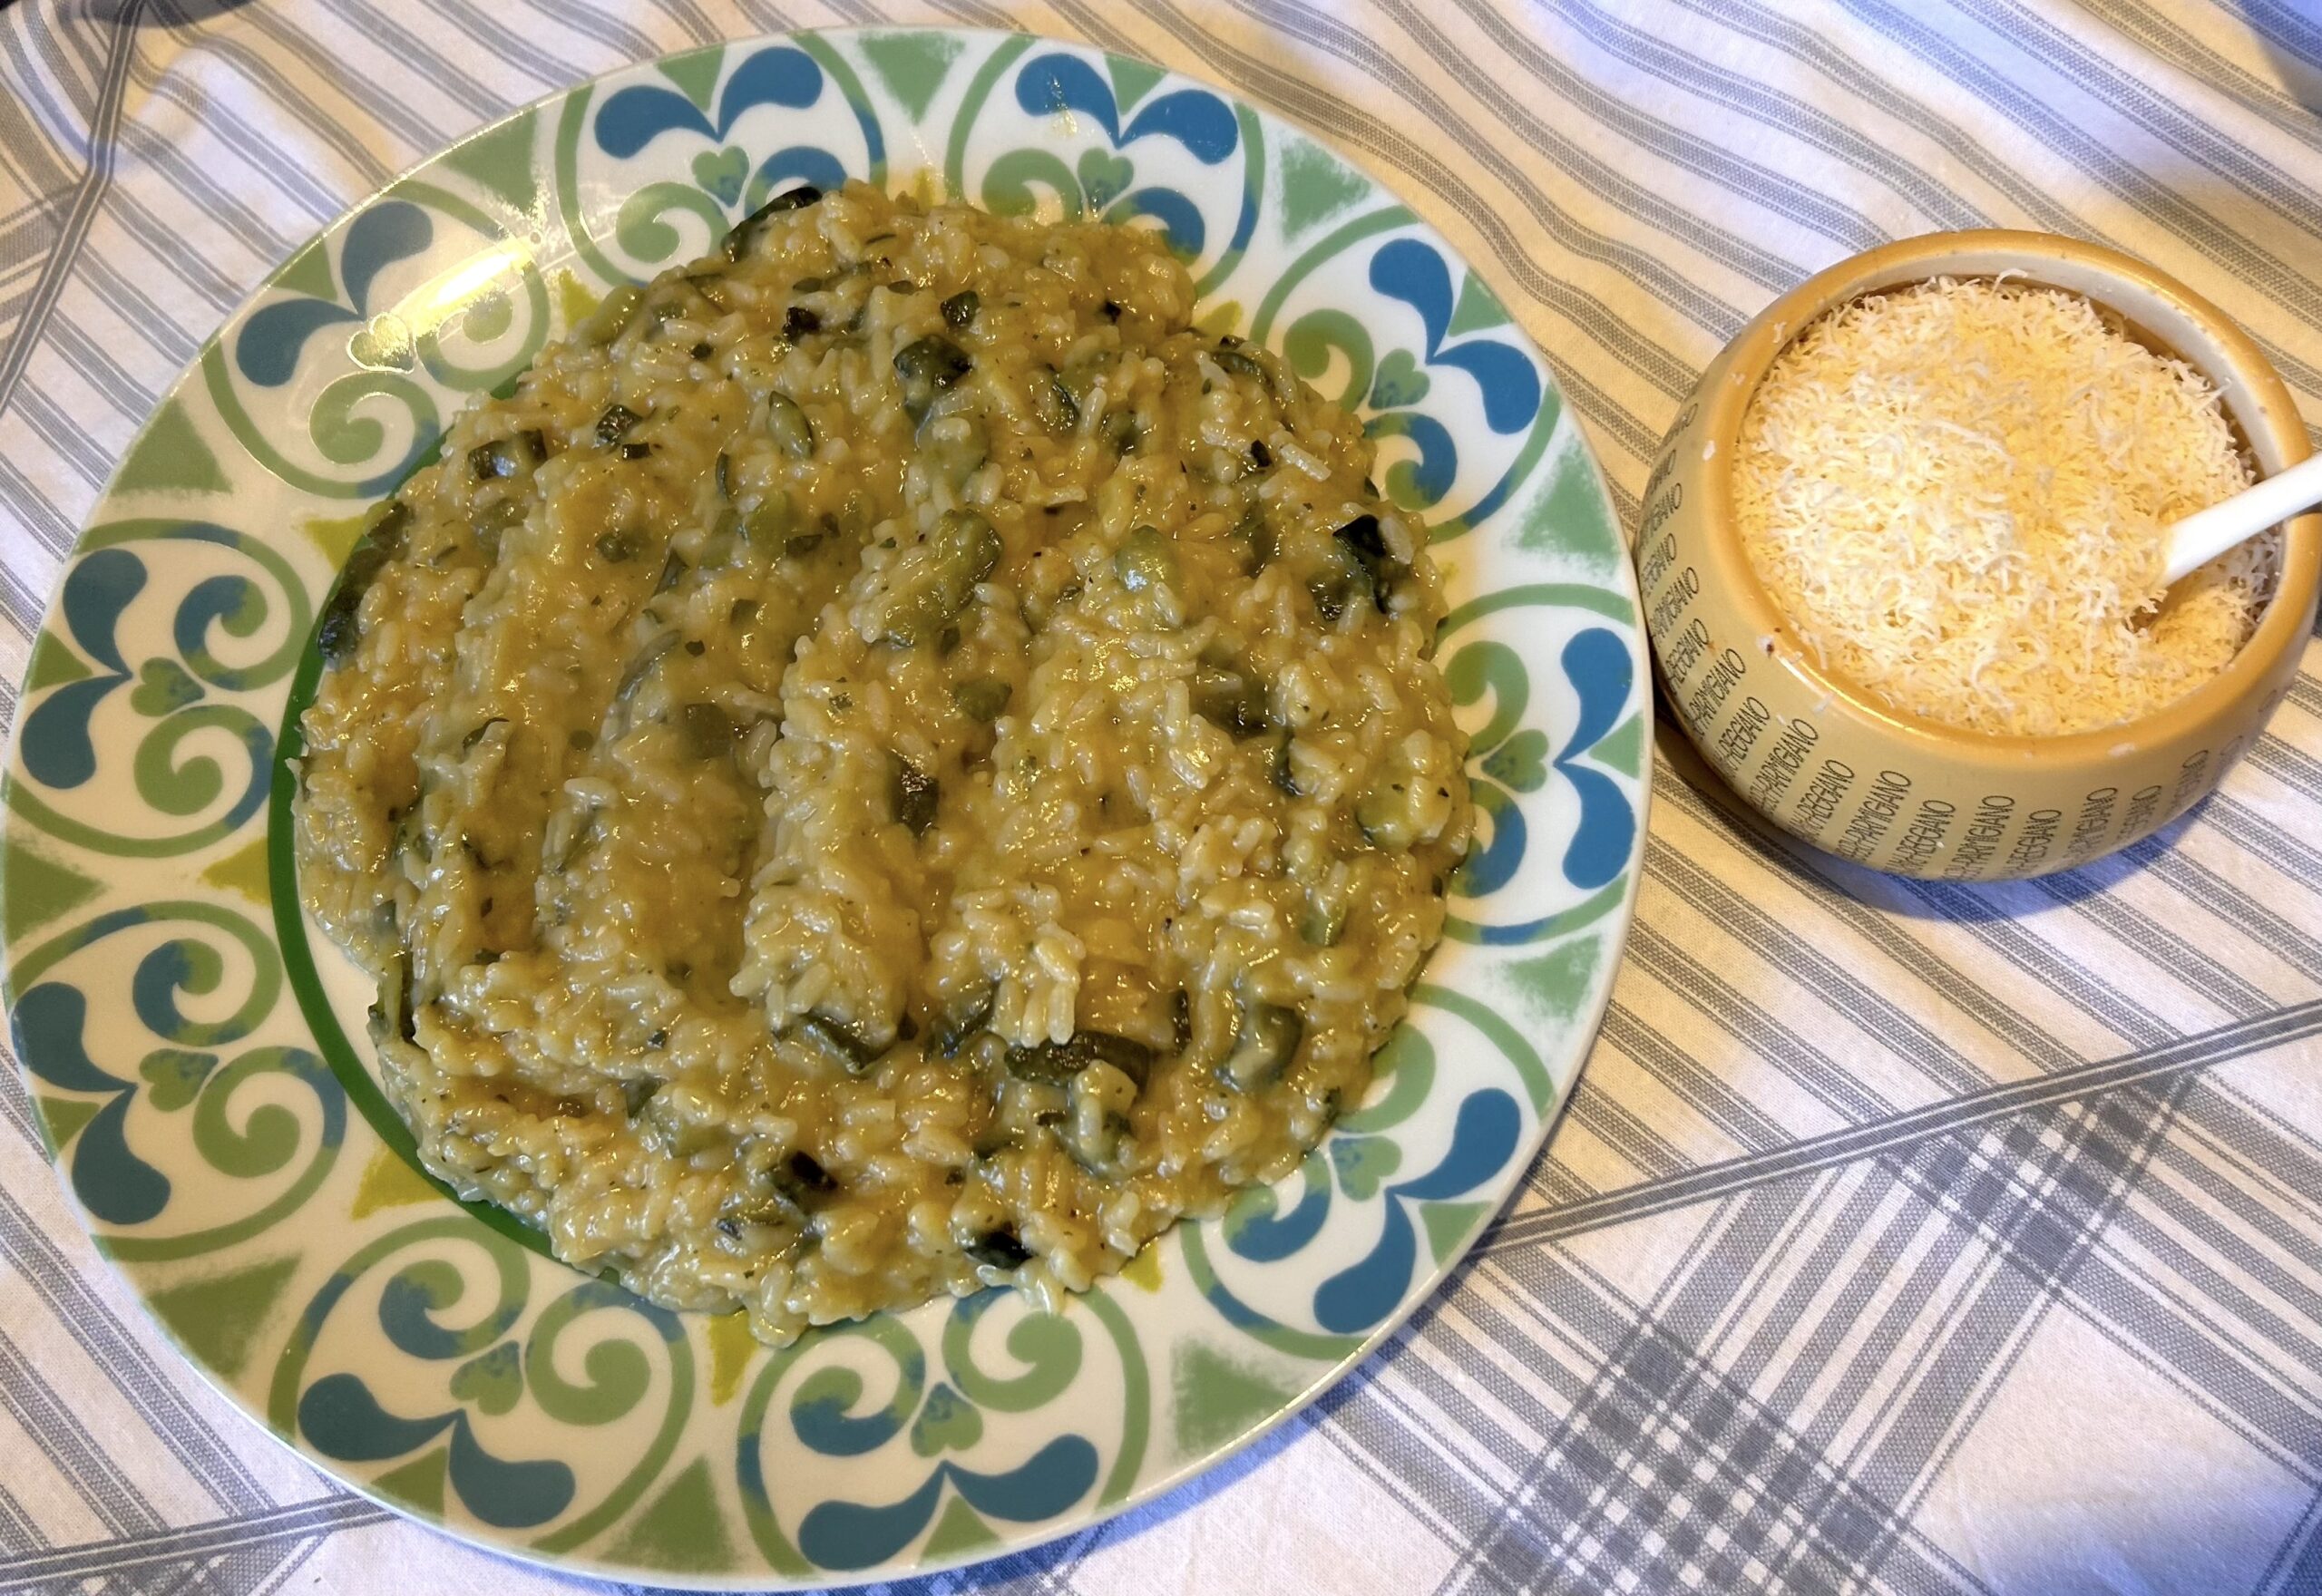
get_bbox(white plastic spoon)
[2161,451,2322,583]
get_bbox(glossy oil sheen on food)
[292,182,1471,1346]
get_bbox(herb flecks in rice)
[293,183,1471,1346]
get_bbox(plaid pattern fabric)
[2,2,2319,1591]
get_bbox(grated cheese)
[1732,276,2277,737]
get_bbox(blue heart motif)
[1077,147,1134,211]
[908,1382,984,1457]
[1370,348,1431,409]
[692,145,748,206]
[1002,55,1244,261]
[299,1372,573,1527]
[129,657,201,717]
[346,314,415,373]
[1311,1091,1521,1336]
[233,198,433,388]
[1482,728,1549,794]
[448,1341,525,1417]
[1546,629,1638,891]
[1330,1135,1402,1200]
[138,1047,215,1112]
[1013,56,1239,165]
[1368,238,1540,436]
[1450,626,1637,903]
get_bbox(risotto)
[294,182,1471,1346]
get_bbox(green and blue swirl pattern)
[0,27,1644,1585]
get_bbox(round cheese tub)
[1640,229,2321,881]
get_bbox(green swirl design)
[11,520,310,857]
[0,29,1644,1581]
[268,1214,532,1434]
[7,897,278,1019]
[528,1279,698,1552]
[192,1047,322,1171]
[1077,1289,1150,1506]
[554,88,629,292]
[736,1316,930,1576]
[615,180,728,268]
[414,271,553,393]
[1409,982,1552,1113]
[787,1315,926,1454]
[1336,1024,1435,1134]
[9,721,270,859]
[981,148,1080,216]
[1179,1221,1361,1364]
[945,34,1037,199]
[203,344,441,501]
[111,1046,343,1261]
[8,900,333,1256]
[1446,637,1527,756]
[398,178,553,394]
[129,705,268,816]
[1190,103,1264,298]
[941,1293,1082,1410]
[1249,205,1416,343]
[1283,307,1375,409]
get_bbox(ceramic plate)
[0,27,1646,1585]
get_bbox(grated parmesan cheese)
[1732,276,2277,737]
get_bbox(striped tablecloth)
[5,3,2320,1591]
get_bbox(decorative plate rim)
[0,25,1650,1586]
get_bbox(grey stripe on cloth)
[0,2,140,412]
[0,4,2318,1595]
[0,1159,275,1515]
[1488,999,2322,1252]
[0,1496,390,1591]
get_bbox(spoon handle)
[2162,451,2322,584]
